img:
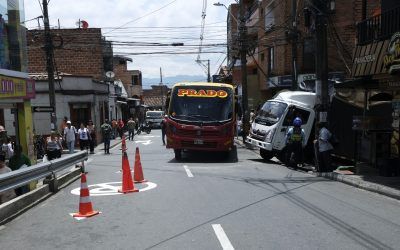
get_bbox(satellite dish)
[106,71,115,78]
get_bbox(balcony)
[357,6,400,45]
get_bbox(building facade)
[0,1,35,160]
[341,0,400,174]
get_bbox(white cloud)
[24,0,234,78]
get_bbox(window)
[282,107,311,126]
[268,47,274,73]
[132,75,139,85]
[264,2,275,32]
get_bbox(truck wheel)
[260,148,273,160]
[174,149,182,161]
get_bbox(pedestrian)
[45,131,62,160]
[117,118,125,139]
[250,109,256,123]
[8,145,31,195]
[285,117,305,168]
[63,121,77,154]
[0,159,16,204]
[160,115,167,145]
[111,119,118,139]
[127,117,136,141]
[1,137,14,160]
[87,120,96,154]
[59,116,68,135]
[78,123,90,151]
[101,119,112,154]
[316,122,334,172]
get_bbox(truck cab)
[145,111,165,128]
[246,91,316,161]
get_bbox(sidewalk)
[234,138,400,200]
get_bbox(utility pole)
[314,0,329,124]
[43,0,57,131]
[291,0,298,90]
[239,0,249,143]
[207,59,211,82]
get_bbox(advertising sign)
[0,76,35,99]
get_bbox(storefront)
[0,1,34,160]
[340,31,400,175]
[0,72,35,160]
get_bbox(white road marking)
[0,225,6,231]
[134,140,152,145]
[212,224,234,250]
[70,181,157,196]
[183,165,194,178]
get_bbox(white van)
[246,91,316,161]
[145,110,165,128]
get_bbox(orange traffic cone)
[121,135,127,152]
[73,173,100,218]
[118,152,138,193]
[134,147,147,183]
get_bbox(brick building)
[27,28,110,81]
[226,0,360,108]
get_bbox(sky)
[24,0,235,80]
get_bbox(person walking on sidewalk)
[101,119,112,154]
[78,123,90,151]
[63,121,77,154]
[87,120,96,154]
[127,117,136,141]
[117,119,125,139]
[111,119,118,139]
[316,122,334,172]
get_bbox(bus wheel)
[174,149,182,161]
[260,148,273,160]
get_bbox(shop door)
[69,103,92,126]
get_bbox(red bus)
[165,82,236,160]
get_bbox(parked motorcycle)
[136,122,151,135]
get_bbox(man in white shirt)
[63,121,77,154]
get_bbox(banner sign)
[177,89,228,98]
[0,76,35,99]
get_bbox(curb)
[236,138,400,201]
[314,172,400,200]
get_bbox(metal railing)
[357,6,400,45]
[0,151,87,194]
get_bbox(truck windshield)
[256,101,287,125]
[169,86,233,123]
[146,112,163,118]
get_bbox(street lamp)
[213,2,239,24]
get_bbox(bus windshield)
[255,101,287,126]
[169,86,233,123]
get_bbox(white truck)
[246,91,316,161]
[145,110,165,128]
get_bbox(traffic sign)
[32,106,55,112]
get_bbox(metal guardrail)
[0,151,88,193]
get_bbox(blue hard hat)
[293,117,302,127]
